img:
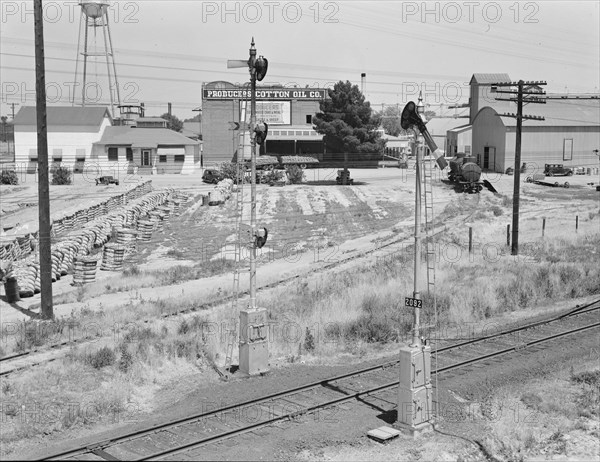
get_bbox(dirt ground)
[1,167,599,460]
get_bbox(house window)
[563,139,573,161]
[306,115,312,123]
[159,155,167,163]
[52,149,63,162]
[75,149,86,161]
[465,145,471,154]
[108,147,118,161]
[174,155,185,162]
[126,148,133,161]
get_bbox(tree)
[313,81,385,170]
[380,105,410,137]
[159,113,183,132]
[424,110,436,121]
[183,113,201,123]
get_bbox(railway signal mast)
[492,80,546,256]
[227,39,269,376]
[397,95,447,436]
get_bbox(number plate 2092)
[405,297,422,308]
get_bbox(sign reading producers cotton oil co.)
[203,89,327,100]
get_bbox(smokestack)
[168,102,172,117]
[361,73,366,96]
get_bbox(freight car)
[447,153,483,193]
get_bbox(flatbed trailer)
[526,174,570,188]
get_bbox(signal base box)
[397,343,433,434]
[239,308,269,376]
[398,344,431,389]
[398,384,433,427]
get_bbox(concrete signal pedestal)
[239,308,269,375]
[397,343,433,436]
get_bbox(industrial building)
[13,106,200,175]
[201,81,327,165]
[429,74,600,173]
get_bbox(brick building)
[201,81,326,165]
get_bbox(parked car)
[95,176,119,186]
[544,164,573,176]
[202,168,224,184]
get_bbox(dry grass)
[53,259,235,304]
[477,362,600,462]
[0,316,214,456]
[215,231,600,362]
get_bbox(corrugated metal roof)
[14,106,112,127]
[487,98,600,127]
[96,126,200,146]
[470,73,512,84]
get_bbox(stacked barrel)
[72,255,98,285]
[100,243,126,271]
[2,185,193,297]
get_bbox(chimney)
[361,73,366,96]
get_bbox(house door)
[483,147,496,170]
[142,150,151,166]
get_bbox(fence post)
[468,226,473,254]
[506,224,510,247]
[542,217,546,238]
[576,215,578,233]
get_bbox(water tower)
[73,1,121,115]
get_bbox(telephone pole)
[492,80,546,256]
[34,0,54,319]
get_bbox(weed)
[303,327,315,353]
[166,249,186,259]
[123,265,140,276]
[76,285,86,302]
[86,346,116,369]
[118,344,134,373]
[490,205,504,216]
[1,170,19,185]
[51,166,72,185]
[571,370,600,386]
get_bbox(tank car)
[448,153,483,193]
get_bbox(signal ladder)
[422,155,440,420]
[422,156,437,308]
[224,99,252,375]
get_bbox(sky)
[1,0,599,120]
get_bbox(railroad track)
[40,299,600,461]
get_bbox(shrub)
[218,161,244,183]
[263,169,284,184]
[86,346,116,369]
[303,327,315,352]
[118,344,134,373]
[51,166,72,185]
[0,170,18,185]
[286,165,304,184]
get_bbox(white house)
[13,106,112,173]
[13,106,200,175]
[93,126,201,175]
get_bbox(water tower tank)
[81,1,109,19]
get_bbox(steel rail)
[40,300,599,461]
[142,321,600,461]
